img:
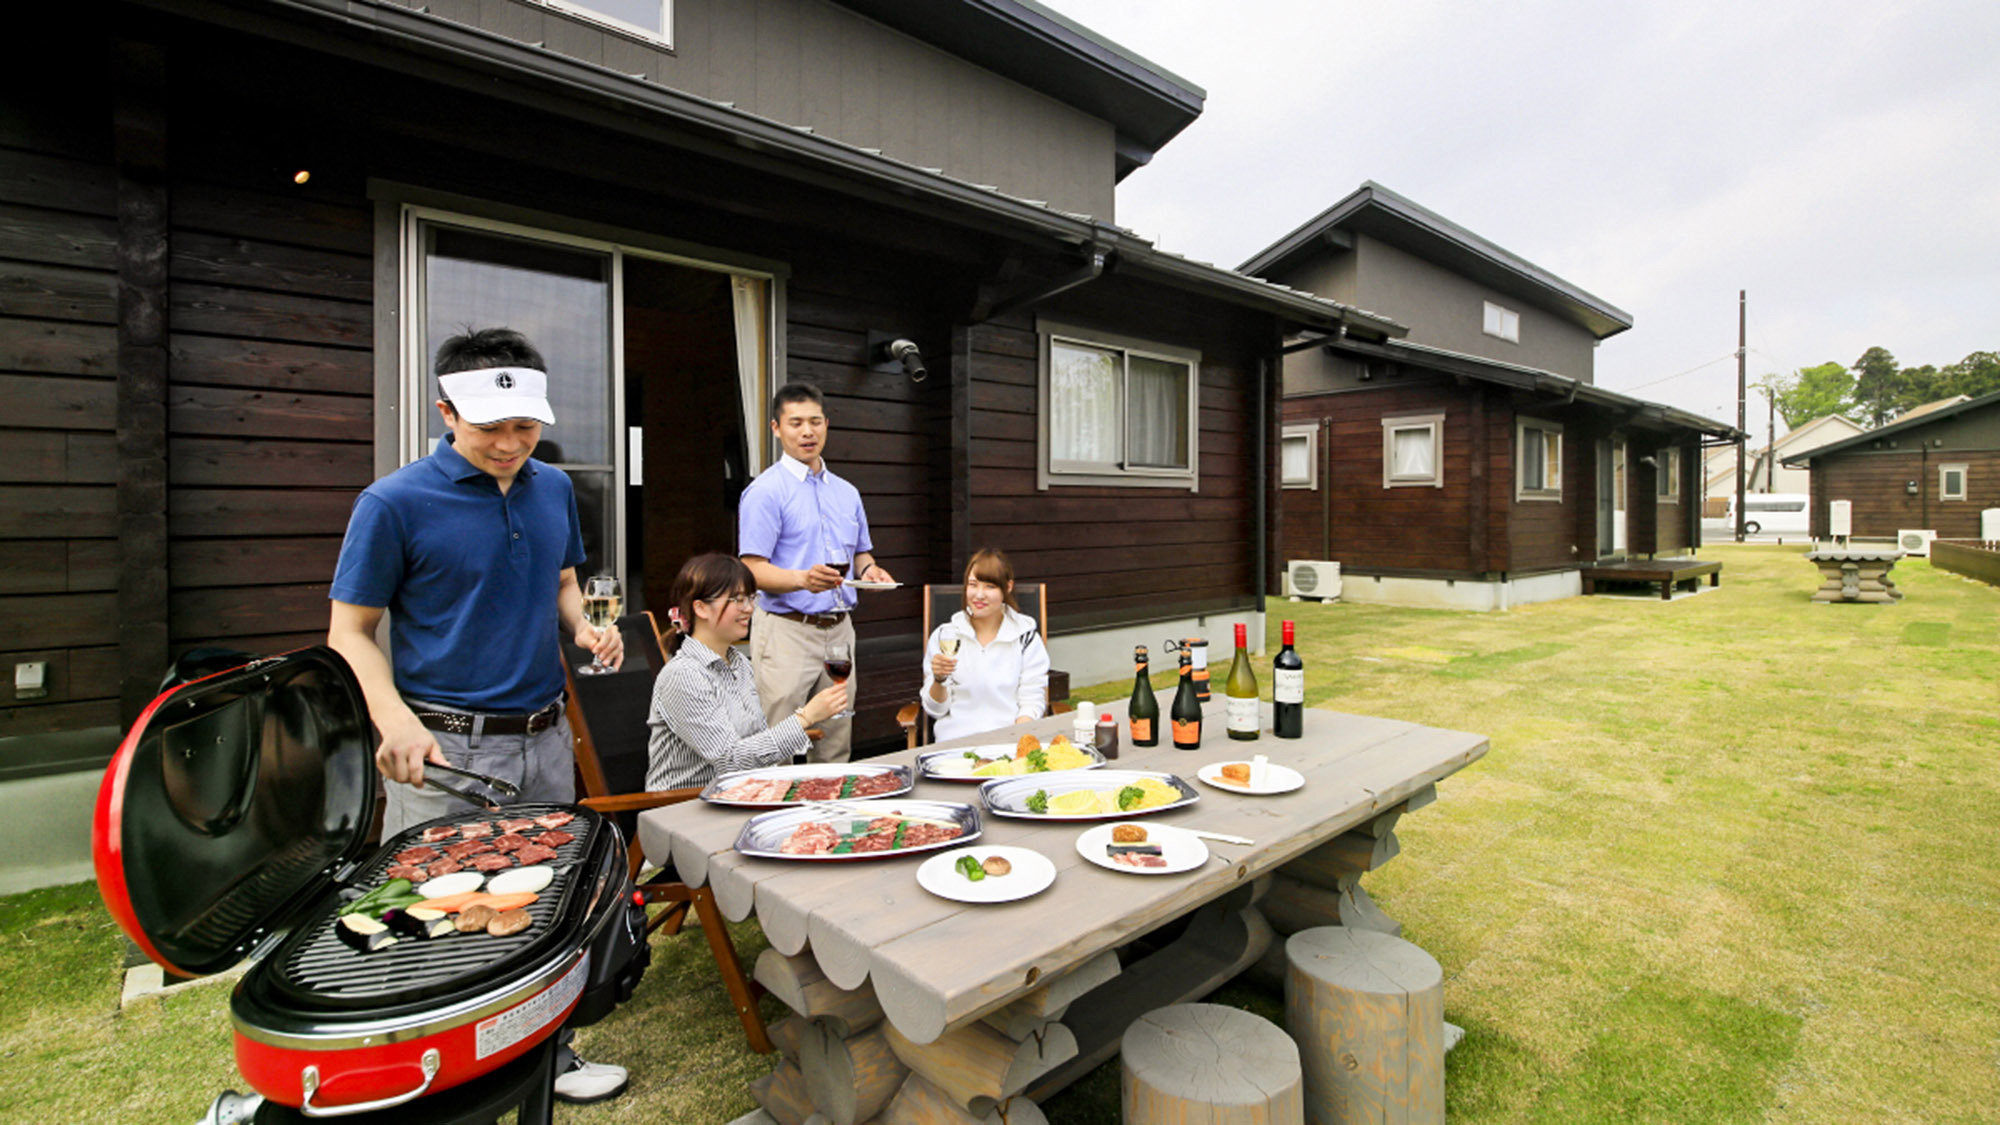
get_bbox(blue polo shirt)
[330,437,587,713]
[738,454,874,615]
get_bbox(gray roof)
[1782,387,2000,465]
[1328,336,1744,439]
[828,0,1205,179]
[1241,182,1634,340]
[221,0,1403,339]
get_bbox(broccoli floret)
[1026,789,1049,814]
[1116,785,1147,811]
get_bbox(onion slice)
[486,865,554,896]
[416,871,484,899]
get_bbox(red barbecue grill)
[94,647,650,1118]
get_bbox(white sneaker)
[553,1056,629,1104]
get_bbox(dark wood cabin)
[0,0,1400,777]
[1245,182,1738,606]
[1277,340,1720,598]
[1786,389,2000,540]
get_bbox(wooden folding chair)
[894,582,1065,748]
[562,611,773,1054]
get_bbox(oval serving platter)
[700,762,914,808]
[734,799,982,862]
[979,769,1198,821]
[917,742,1107,783]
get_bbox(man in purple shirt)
[739,383,894,762]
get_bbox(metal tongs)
[423,760,520,811]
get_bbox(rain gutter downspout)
[1255,351,1269,636]
[982,245,1110,323]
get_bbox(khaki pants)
[750,608,854,763]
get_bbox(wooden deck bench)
[1580,557,1722,600]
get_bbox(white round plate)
[1196,761,1305,795]
[916,845,1056,903]
[1075,822,1208,875]
[843,579,901,591]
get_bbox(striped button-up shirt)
[646,636,812,791]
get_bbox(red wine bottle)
[1273,620,1303,739]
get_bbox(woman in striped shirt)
[646,553,848,791]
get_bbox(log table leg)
[1285,927,1444,1125]
[1121,1003,1304,1124]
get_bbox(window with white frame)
[543,0,674,46]
[1381,413,1444,488]
[1282,424,1318,489]
[1940,463,1968,500]
[1516,418,1562,500]
[1483,301,1520,343]
[1656,447,1681,501]
[1038,321,1200,490]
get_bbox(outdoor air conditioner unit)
[1828,500,1853,539]
[1897,529,1937,557]
[1285,560,1343,602]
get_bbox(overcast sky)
[1044,0,2000,432]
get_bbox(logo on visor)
[494,372,516,390]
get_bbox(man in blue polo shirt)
[740,382,894,763]
[326,327,627,1104]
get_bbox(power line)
[1621,352,1736,392]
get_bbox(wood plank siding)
[0,86,124,732]
[1811,449,2000,539]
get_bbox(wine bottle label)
[1172,718,1200,744]
[1130,718,1153,741]
[1274,668,1304,704]
[1226,696,1258,732]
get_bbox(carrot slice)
[414,891,540,914]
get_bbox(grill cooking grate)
[273,805,600,1004]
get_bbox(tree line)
[1758,348,2000,430]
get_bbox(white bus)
[1725,492,1811,537]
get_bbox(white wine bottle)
[1225,622,1259,741]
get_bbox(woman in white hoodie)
[921,548,1050,742]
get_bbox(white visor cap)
[439,367,555,425]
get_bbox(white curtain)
[1393,427,1435,478]
[1050,340,1120,466]
[1282,435,1311,482]
[730,276,768,474]
[1126,355,1189,469]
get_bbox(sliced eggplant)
[380,907,453,941]
[336,913,399,953]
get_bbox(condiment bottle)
[1095,712,1120,760]
[1071,701,1095,745]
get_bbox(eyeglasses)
[707,593,755,609]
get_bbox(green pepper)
[1116,785,1146,811]
[341,877,413,916]
[1026,748,1048,772]
[956,854,985,882]
[1026,789,1048,814]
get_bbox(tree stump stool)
[1121,1003,1304,1124]
[1284,926,1443,1125]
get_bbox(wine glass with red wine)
[826,552,850,612]
[825,640,854,720]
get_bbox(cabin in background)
[0,0,1408,859]
[1243,183,1738,610]
[1785,389,2000,541]
[1703,413,1866,512]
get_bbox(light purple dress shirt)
[738,454,874,615]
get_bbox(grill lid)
[94,646,375,977]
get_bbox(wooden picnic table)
[639,699,1487,1124]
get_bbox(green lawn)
[5,545,1996,1122]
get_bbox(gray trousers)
[380,703,575,839]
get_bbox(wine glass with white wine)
[578,574,622,675]
[936,626,963,689]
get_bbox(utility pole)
[1734,291,1746,541]
[1765,384,1776,491]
